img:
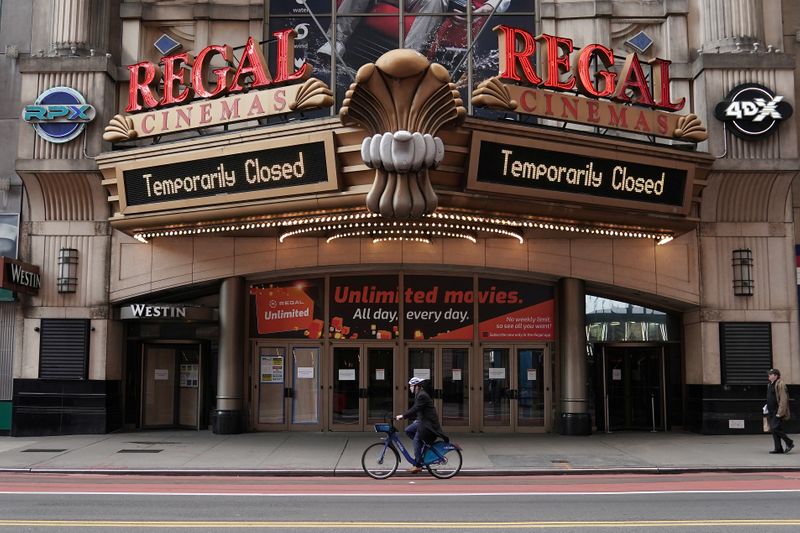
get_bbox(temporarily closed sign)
[474,140,686,207]
[123,140,330,207]
[467,132,693,214]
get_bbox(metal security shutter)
[39,319,89,380]
[720,322,771,384]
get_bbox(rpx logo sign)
[23,104,94,122]
[714,83,793,140]
[21,87,96,143]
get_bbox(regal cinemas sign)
[103,29,333,142]
[472,26,708,142]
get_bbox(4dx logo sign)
[21,87,96,144]
[714,83,793,140]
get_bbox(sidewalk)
[0,430,798,476]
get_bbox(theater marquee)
[109,131,337,214]
[466,132,694,215]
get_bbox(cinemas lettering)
[468,134,689,211]
[121,135,334,208]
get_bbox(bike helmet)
[408,377,424,387]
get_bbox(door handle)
[284,388,293,398]
[433,389,443,399]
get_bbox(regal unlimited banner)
[250,279,324,338]
[404,275,473,340]
[329,275,399,340]
[478,278,554,341]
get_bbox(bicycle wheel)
[426,448,462,479]
[361,442,400,479]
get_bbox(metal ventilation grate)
[720,322,772,384]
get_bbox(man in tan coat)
[766,368,794,454]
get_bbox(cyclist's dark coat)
[403,387,445,444]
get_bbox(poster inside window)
[269,0,534,105]
[250,279,325,338]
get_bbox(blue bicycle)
[361,423,463,479]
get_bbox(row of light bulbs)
[328,229,476,244]
[133,209,673,245]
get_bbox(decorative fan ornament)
[471,77,518,111]
[103,114,137,142]
[291,78,334,111]
[673,113,708,142]
[340,49,466,219]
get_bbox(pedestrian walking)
[766,368,794,454]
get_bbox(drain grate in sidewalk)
[22,449,67,453]
[126,441,181,445]
[117,449,163,454]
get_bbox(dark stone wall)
[12,379,122,436]
[686,384,800,434]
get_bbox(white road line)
[0,489,799,497]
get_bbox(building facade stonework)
[0,0,797,436]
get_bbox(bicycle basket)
[374,423,392,432]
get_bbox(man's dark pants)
[768,414,793,451]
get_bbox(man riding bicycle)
[396,376,445,473]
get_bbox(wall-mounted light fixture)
[57,248,78,293]
[732,248,753,296]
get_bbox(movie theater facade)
[10,0,799,437]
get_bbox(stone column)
[700,0,763,53]
[51,0,90,55]
[558,277,591,435]
[212,276,245,434]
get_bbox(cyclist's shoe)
[406,466,423,474]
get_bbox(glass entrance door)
[406,345,470,430]
[253,343,321,431]
[482,345,549,431]
[331,345,395,430]
[602,346,665,431]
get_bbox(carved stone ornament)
[340,49,466,219]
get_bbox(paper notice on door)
[375,369,385,381]
[297,367,314,379]
[154,369,169,381]
[260,355,284,383]
[612,368,622,381]
[488,367,506,379]
[339,368,356,381]
[452,369,462,381]
[527,368,537,381]
[414,368,431,380]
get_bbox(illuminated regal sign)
[472,26,707,142]
[103,30,333,142]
